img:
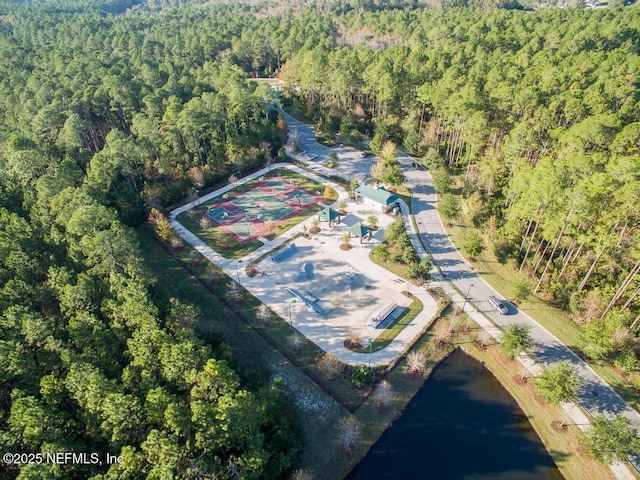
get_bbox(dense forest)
[278,7,640,366]
[0,1,305,479]
[1,0,639,477]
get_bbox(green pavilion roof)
[318,207,342,221]
[354,184,399,206]
[348,222,373,238]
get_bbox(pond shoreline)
[347,348,562,479]
[338,323,616,480]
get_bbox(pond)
[347,349,562,480]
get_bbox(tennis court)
[205,177,320,241]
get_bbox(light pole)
[235,259,243,283]
[368,338,373,369]
[288,299,297,328]
[461,283,474,312]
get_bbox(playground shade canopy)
[348,222,373,238]
[318,207,341,222]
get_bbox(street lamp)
[368,338,373,369]
[461,283,474,312]
[288,299,297,328]
[235,259,243,283]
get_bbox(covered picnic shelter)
[318,206,342,226]
[348,222,373,243]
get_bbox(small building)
[354,184,399,213]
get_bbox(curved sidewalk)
[169,162,440,368]
[280,109,638,479]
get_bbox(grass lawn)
[175,167,337,259]
[346,297,424,353]
[138,223,459,479]
[456,328,619,480]
[369,243,428,286]
[139,223,617,480]
[444,215,640,412]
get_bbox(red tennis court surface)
[203,177,321,242]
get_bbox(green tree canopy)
[534,361,583,405]
[500,323,533,359]
[584,415,640,464]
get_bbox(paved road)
[279,109,374,181]
[281,109,639,478]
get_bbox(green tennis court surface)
[204,177,320,241]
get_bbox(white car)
[488,295,509,315]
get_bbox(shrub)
[433,321,451,345]
[462,231,484,257]
[401,246,419,265]
[614,350,638,373]
[206,264,221,284]
[382,163,404,185]
[264,220,277,238]
[318,353,342,380]
[351,364,372,388]
[346,331,362,348]
[438,194,460,221]
[199,215,210,230]
[323,185,337,202]
[406,351,427,374]
[512,275,531,302]
[406,262,421,278]
[396,233,412,250]
[168,236,183,250]
[477,329,493,347]
[336,416,361,455]
[287,333,304,354]
[372,242,391,261]
[383,219,405,243]
[407,257,432,279]
[226,282,243,303]
[148,208,174,243]
[373,380,393,409]
[418,256,432,275]
[431,168,452,193]
[580,319,615,360]
[291,470,316,480]
[256,303,272,327]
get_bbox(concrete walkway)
[169,162,440,368]
[167,107,637,478]
[281,110,638,479]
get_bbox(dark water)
[347,349,562,480]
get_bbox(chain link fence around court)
[204,177,320,241]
